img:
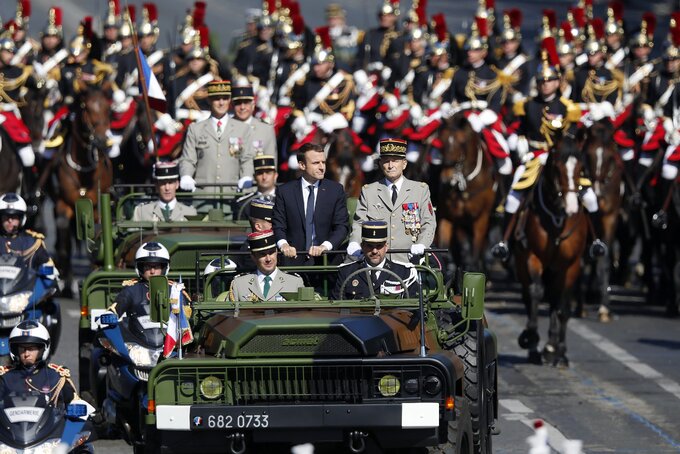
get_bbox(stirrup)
[589,239,608,258]
[491,241,510,261]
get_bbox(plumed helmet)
[9,320,50,362]
[135,242,170,276]
[0,193,27,227]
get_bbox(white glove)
[478,108,498,126]
[467,113,484,133]
[18,145,35,167]
[319,112,348,133]
[347,241,362,257]
[507,133,519,151]
[361,154,375,172]
[410,244,426,256]
[288,154,300,170]
[410,104,423,123]
[380,66,392,83]
[180,175,196,192]
[108,143,121,159]
[352,114,366,133]
[237,176,254,190]
[353,70,368,88]
[155,113,178,135]
[439,102,454,119]
[406,150,419,163]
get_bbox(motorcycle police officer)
[0,320,77,406]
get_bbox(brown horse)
[54,87,113,293]
[515,136,588,366]
[436,113,496,276]
[578,120,623,321]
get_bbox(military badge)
[248,292,260,302]
[352,279,359,287]
[228,137,243,157]
[402,203,422,241]
[252,140,264,154]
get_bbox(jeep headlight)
[200,376,223,400]
[378,375,400,397]
[0,291,32,313]
[125,343,161,367]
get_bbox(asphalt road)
[50,284,680,454]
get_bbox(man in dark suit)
[331,221,416,300]
[272,143,349,266]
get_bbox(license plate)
[191,409,271,430]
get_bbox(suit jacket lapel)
[396,178,413,208]
[152,204,165,220]
[266,273,284,300]
[377,181,393,211]
[248,276,264,300]
[295,178,306,227]
[203,120,217,141]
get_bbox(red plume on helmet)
[125,5,135,23]
[416,0,428,28]
[19,0,31,19]
[590,18,605,41]
[642,12,656,38]
[315,26,332,49]
[543,37,559,67]
[82,16,93,40]
[542,9,556,31]
[571,7,586,28]
[193,1,206,28]
[508,8,522,29]
[111,0,120,16]
[292,14,305,35]
[198,25,209,48]
[485,0,495,10]
[561,21,573,43]
[475,16,488,38]
[432,13,447,43]
[53,7,62,27]
[609,1,623,22]
[672,21,680,47]
[263,0,277,15]
[144,3,158,22]
[289,1,301,18]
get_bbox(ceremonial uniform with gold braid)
[1,230,52,271]
[0,362,77,406]
[291,70,356,120]
[572,63,622,105]
[355,25,398,70]
[445,61,503,112]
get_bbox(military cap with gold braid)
[248,230,276,252]
[254,155,276,171]
[207,80,231,97]
[249,198,274,222]
[362,221,388,243]
[379,138,407,159]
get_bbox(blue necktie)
[305,185,315,249]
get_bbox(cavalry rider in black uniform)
[355,0,400,71]
[0,193,56,275]
[0,320,77,406]
[332,221,416,300]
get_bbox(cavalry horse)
[54,86,113,294]
[578,119,623,321]
[514,136,588,366]
[110,98,154,187]
[0,129,23,195]
[436,112,496,278]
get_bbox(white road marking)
[499,399,571,453]
[570,320,680,401]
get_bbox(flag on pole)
[138,48,167,113]
[163,281,193,357]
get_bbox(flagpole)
[126,2,160,160]
[178,275,183,360]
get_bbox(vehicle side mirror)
[75,198,95,242]
[461,272,485,321]
[149,275,169,324]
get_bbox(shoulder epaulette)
[560,97,582,123]
[48,363,71,377]
[0,365,14,375]
[443,68,455,80]
[122,278,138,287]
[513,99,526,117]
[92,59,114,75]
[420,182,427,187]
[25,229,45,240]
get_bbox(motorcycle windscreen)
[0,393,65,447]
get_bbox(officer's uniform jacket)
[0,363,75,406]
[331,259,414,300]
[496,52,532,105]
[59,59,113,104]
[351,178,436,263]
[649,68,679,120]
[514,94,581,152]
[412,66,456,109]
[132,200,197,222]
[292,71,356,119]
[179,117,256,186]
[229,269,304,302]
[1,230,51,270]
[330,26,361,72]
[235,116,277,158]
[113,279,191,318]
[572,63,622,106]
[0,64,32,105]
[355,26,398,70]
[444,62,503,112]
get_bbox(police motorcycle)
[0,254,60,364]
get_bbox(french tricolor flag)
[163,281,193,357]
[138,48,167,113]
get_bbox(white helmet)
[135,242,170,277]
[0,193,28,228]
[203,258,237,275]
[9,320,51,362]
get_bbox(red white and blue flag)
[138,48,167,113]
[163,281,193,357]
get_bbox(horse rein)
[444,142,484,193]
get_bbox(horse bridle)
[442,137,484,192]
[66,99,110,173]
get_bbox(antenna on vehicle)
[417,266,427,357]
[178,274,183,360]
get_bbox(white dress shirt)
[257,268,278,295]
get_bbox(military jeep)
[142,263,497,454]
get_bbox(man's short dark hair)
[297,143,324,164]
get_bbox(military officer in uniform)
[229,230,304,302]
[236,154,278,220]
[0,321,78,407]
[355,0,400,71]
[332,221,416,300]
[132,162,197,222]
[347,138,435,264]
[325,4,360,72]
[179,80,256,191]
[231,85,277,158]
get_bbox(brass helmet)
[0,37,16,53]
[567,7,587,43]
[665,12,680,60]
[180,1,205,45]
[42,7,62,38]
[311,26,334,64]
[69,17,93,57]
[429,13,449,57]
[186,25,209,60]
[605,1,624,36]
[282,14,305,51]
[139,2,160,39]
[539,9,556,41]
[536,37,561,82]
[501,8,522,42]
[103,0,120,29]
[630,12,656,48]
[118,5,135,39]
[378,0,400,17]
[584,18,606,55]
[557,21,574,56]
[14,0,31,30]
[465,16,489,51]
[476,0,495,23]
[259,0,276,28]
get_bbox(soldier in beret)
[132,162,197,222]
[332,221,416,300]
[229,230,303,302]
[348,138,435,264]
[179,80,257,192]
[231,85,277,158]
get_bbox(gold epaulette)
[25,229,45,240]
[513,99,526,117]
[579,177,592,187]
[561,97,582,123]
[122,278,138,287]
[48,363,71,377]
[356,30,365,45]
[0,365,14,375]
[92,59,114,75]
[442,68,455,80]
